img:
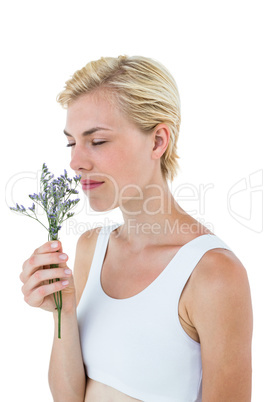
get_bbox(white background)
[1,1,267,400]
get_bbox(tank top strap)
[160,233,232,301]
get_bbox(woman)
[20,55,253,401]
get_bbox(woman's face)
[65,91,157,212]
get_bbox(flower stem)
[57,306,61,339]
[50,263,62,339]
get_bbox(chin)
[88,198,119,213]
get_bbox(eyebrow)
[63,127,111,137]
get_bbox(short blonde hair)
[57,55,181,181]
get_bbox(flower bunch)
[10,163,81,338]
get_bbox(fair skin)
[20,90,253,402]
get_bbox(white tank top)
[77,224,232,402]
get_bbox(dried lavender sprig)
[9,163,81,338]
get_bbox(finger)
[22,267,72,295]
[24,279,70,308]
[21,252,69,282]
[22,241,62,271]
[34,240,63,254]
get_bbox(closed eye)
[92,141,107,146]
[66,140,107,148]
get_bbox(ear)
[151,123,170,160]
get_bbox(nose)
[69,145,93,173]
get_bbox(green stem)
[57,307,61,339]
[50,263,62,339]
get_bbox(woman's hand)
[20,241,76,314]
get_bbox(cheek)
[110,153,146,181]
[114,157,152,197]
[101,137,152,184]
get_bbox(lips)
[81,179,105,190]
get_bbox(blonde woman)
[20,56,253,401]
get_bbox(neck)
[118,178,187,247]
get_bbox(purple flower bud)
[28,203,35,211]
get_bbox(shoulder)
[188,245,253,348]
[189,246,253,399]
[73,226,101,305]
[192,246,250,296]
[75,226,100,251]
[74,226,101,268]
[189,246,252,314]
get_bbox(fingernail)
[62,280,69,286]
[64,269,72,275]
[59,253,68,260]
[51,242,58,249]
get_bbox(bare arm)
[49,308,86,402]
[190,249,253,401]
[21,229,98,402]
[48,229,98,401]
